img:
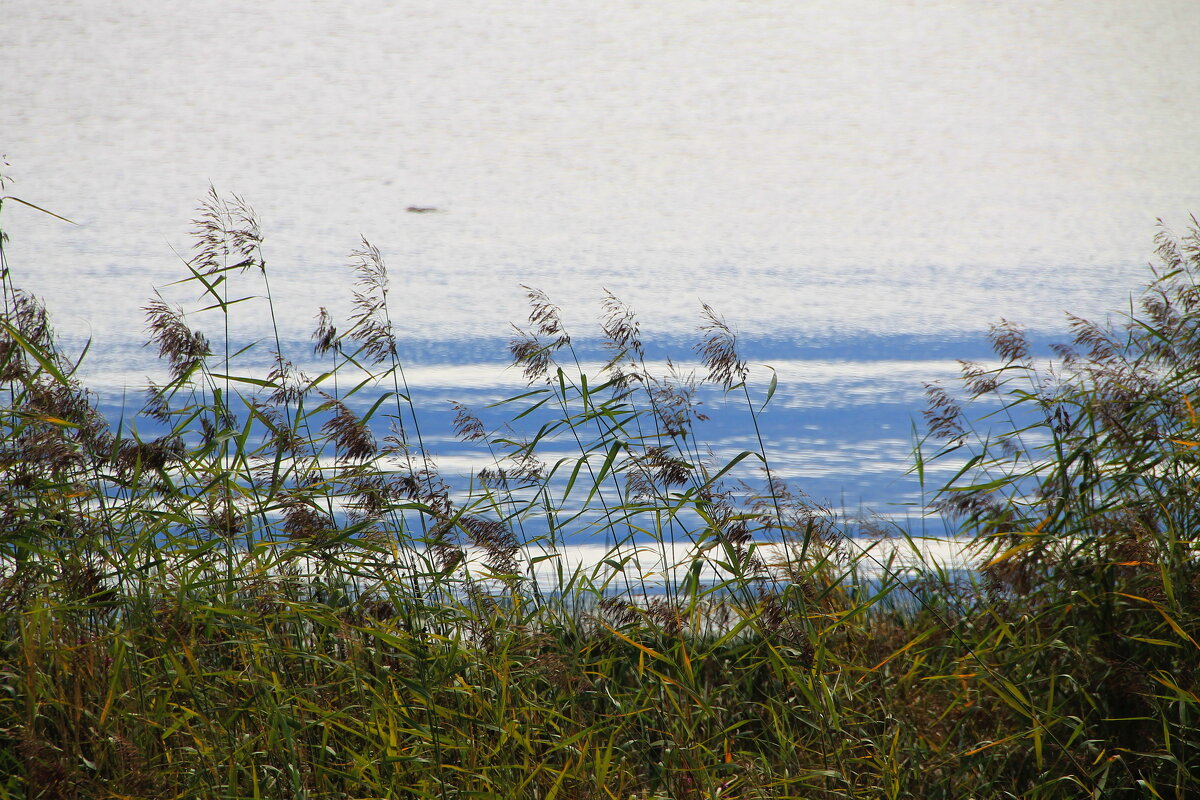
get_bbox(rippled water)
[5,0,1200,529]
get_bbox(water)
[5,0,1200,548]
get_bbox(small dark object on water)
[406,206,441,213]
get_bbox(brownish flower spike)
[463,515,520,577]
[189,187,264,275]
[988,318,1029,363]
[696,304,747,391]
[346,239,398,365]
[144,297,211,381]
[509,331,553,384]
[281,501,334,543]
[450,402,487,442]
[923,382,965,444]
[312,306,338,356]
[601,290,644,361]
[266,353,310,406]
[321,397,377,461]
[523,285,570,346]
[959,361,998,398]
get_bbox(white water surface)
[5,0,1200,526]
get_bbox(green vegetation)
[0,190,1197,798]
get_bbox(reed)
[0,188,1196,798]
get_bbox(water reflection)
[6,0,1199,544]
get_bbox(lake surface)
[5,0,1200,548]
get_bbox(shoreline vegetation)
[1,189,1198,798]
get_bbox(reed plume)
[696,303,747,390]
[144,296,210,381]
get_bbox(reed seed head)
[144,297,210,381]
[321,396,377,461]
[696,303,747,391]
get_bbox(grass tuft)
[0,191,1197,798]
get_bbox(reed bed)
[0,189,1197,798]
